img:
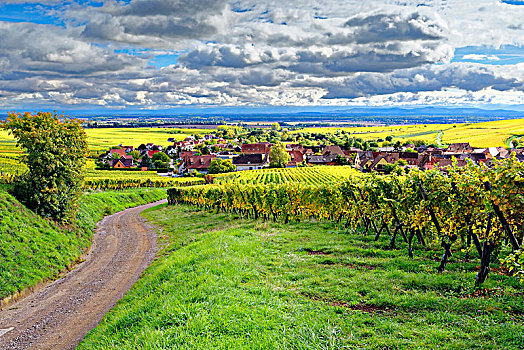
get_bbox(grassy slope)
[0,188,166,300]
[79,204,524,350]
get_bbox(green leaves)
[2,111,88,224]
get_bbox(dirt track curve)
[0,199,167,350]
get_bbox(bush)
[1,111,88,223]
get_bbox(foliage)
[208,158,236,174]
[213,166,359,185]
[151,152,170,169]
[1,111,89,223]
[140,153,153,169]
[84,170,204,190]
[269,142,290,168]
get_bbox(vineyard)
[3,169,204,189]
[84,170,204,190]
[213,166,360,185]
[169,157,524,285]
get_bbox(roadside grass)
[0,188,166,300]
[79,204,524,349]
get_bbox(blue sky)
[1,0,524,113]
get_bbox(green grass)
[0,188,166,300]
[79,204,524,349]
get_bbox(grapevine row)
[168,157,524,285]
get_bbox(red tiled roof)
[187,155,217,169]
[110,149,126,157]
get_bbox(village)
[96,133,524,176]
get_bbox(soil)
[0,200,166,350]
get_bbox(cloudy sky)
[1,0,524,113]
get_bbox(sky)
[1,0,524,113]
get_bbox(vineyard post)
[418,182,454,272]
[349,189,369,234]
[476,213,494,286]
[484,181,520,251]
[388,203,408,248]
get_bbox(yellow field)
[441,119,524,147]
[297,118,524,147]
[0,127,212,154]
[85,127,212,153]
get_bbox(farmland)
[85,127,211,153]
[296,118,524,147]
[214,166,359,185]
[84,170,204,190]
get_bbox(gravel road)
[0,199,167,350]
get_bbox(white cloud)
[462,54,501,61]
[1,0,524,109]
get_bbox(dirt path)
[0,199,167,350]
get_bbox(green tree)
[1,111,88,223]
[152,152,170,169]
[129,150,141,160]
[335,154,349,165]
[208,158,236,174]
[271,122,281,131]
[140,153,153,169]
[269,142,291,168]
[393,141,402,152]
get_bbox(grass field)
[78,204,524,349]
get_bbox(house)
[286,144,304,152]
[110,148,126,158]
[447,143,473,153]
[233,154,266,171]
[370,155,389,172]
[165,145,178,157]
[119,145,134,153]
[417,153,437,169]
[183,155,217,174]
[322,145,344,156]
[399,152,419,166]
[111,155,133,169]
[146,150,160,158]
[354,151,375,171]
[306,154,327,165]
[461,153,486,163]
[436,158,468,172]
[242,142,271,154]
[286,150,304,167]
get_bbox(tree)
[386,136,393,142]
[129,150,141,160]
[271,122,281,131]
[269,142,291,168]
[1,111,88,223]
[152,152,170,169]
[393,141,402,152]
[208,158,236,174]
[140,153,153,169]
[335,154,349,165]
